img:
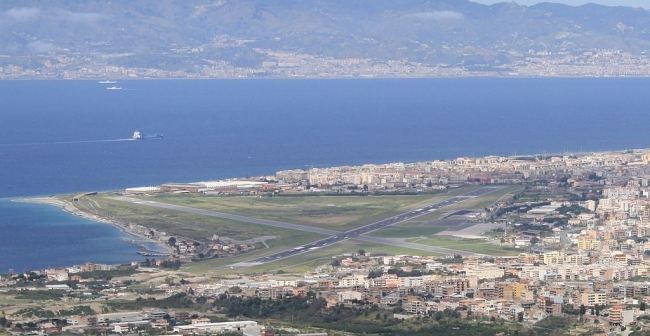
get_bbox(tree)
[27,272,40,281]
[357,249,366,256]
[579,304,586,316]
[363,184,369,191]
[517,312,524,322]
[367,270,383,279]
[641,301,647,311]
[168,237,177,246]
[466,292,475,299]
[160,260,181,270]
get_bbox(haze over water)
[1,78,649,270]
[1,78,648,198]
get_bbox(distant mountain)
[2,0,650,77]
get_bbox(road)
[559,227,583,246]
[112,187,502,268]
[530,227,582,254]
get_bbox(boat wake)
[0,138,136,147]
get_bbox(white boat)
[99,80,116,84]
[132,130,163,140]
[106,86,122,90]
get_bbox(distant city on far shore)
[3,1,650,79]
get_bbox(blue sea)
[1,78,650,271]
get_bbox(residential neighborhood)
[6,149,650,335]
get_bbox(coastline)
[15,196,174,257]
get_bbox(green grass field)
[408,237,521,256]
[82,195,325,245]
[141,186,481,231]
[367,226,447,238]
[401,185,523,224]
[366,185,521,238]
[482,230,506,238]
[187,240,444,275]
[69,186,519,275]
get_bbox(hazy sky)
[472,0,650,9]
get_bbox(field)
[186,239,443,275]
[407,237,521,256]
[368,185,522,238]
[405,185,522,223]
[69,186,518,275]
[516,189,580,202]
[80,195,325,245]
[75,193,453,275]
[367,226,447,238]
[145,186,482,231]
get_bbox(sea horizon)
[3,78,650,271]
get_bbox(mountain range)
[2,1,650,77]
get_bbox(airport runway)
[230,187,502,267]
[113,187,502,268]
[110,197,342,236]
[354,236,481,256]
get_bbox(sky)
[472,0,650,9]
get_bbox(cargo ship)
[132,130,163,140]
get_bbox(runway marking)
[111,187,505,268]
